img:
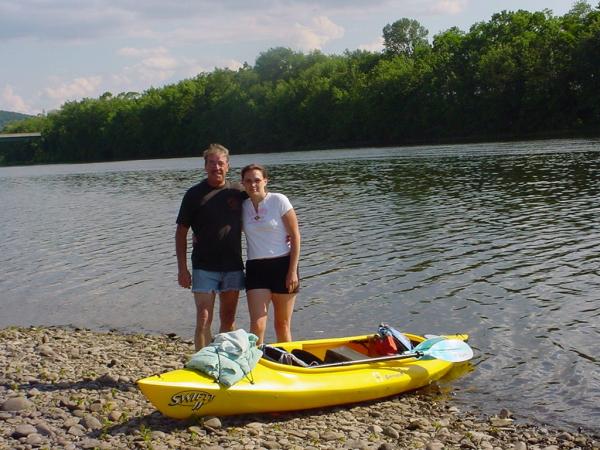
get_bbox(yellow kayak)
[137,332,471,418]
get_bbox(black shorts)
[245,255,299,294]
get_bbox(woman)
[241,164,300,344]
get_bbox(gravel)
[1,326,598,449]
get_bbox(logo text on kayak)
[169,390,215,411]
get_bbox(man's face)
[205,153,229,187]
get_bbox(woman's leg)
[271,293,297,342]
[247,288,272,344]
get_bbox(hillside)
[0,110,32,130]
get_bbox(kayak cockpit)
[260,333,418,368]
[259,332,470,370]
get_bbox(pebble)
[491,417,515,427]
[2,397,34,411]
[187,425,205,435]
[1,326,598,450]
[67,425,86,436]
[13,423,38,437]
[382,426,399,438]
[425,441,445,450]
[368,424,383,433]
[82,414,103,430]
[321,430,344,440]
[204,416,222,428]
[34,420,54,436]
[63,417,81,427]
[27,433,44,445]
[378,443,395,450]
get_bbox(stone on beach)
[2,396,34,412]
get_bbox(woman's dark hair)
[241,164,268,179]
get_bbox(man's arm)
[175,223,191,288]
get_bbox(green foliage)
[0,110,33,130]
[383,18,429,56]
[2,3,600,166]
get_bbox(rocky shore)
[1,326,598,450]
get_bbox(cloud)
[1,85,29,113]
[176,57,244,79]
[116,46,178,85]
[0,0,354,45]
[117,46,167,57]
[43,76,104,102]
[359,37,384,52]
[0,1,130,41]
[0,0,469,44]
[211,59,245,71]
[428,0,468,15]
[292,15,345,50]
[141,54,178,71]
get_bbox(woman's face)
[242,169,267,197]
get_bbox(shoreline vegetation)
[2,3,600,167]
[1,326,598,449]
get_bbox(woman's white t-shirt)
[242,192,293,260]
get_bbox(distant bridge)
[0,132,42,142]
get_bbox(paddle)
[311,338,473,368]
[413,338,474,362]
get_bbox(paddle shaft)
[307,338,473,368]
[309,351,424,369]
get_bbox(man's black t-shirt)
[176,179,245,271]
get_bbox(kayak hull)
[137,333,468,418]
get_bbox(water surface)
[1,139,599,433]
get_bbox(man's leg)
[194,292,216,350]
[218,290,239,333]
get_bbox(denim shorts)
[192,269,245,293]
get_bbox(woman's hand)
[286,270,299,293]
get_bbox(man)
[175,143,245,350]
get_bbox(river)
[1,138,599,433]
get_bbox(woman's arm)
[282,208,301,293]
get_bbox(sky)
[0,0,580,115]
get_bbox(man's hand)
[178,270,192,289]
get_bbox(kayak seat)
[261,345,313,367]
[324,345,368,364]
[291,349,323,365]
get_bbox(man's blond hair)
[203,143,230,162]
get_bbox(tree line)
[2,2,599,166]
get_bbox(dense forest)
[2,2,600,166]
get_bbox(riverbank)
[1,326,597,450]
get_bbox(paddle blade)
[389,328,413,351]
[413,336,447,353]
[423,339,473,362]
